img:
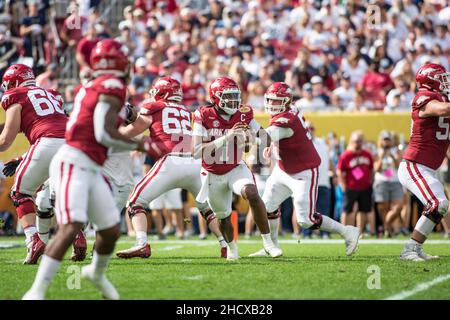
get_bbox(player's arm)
[0,104,21,152]
[192,121,248,159]
[94,94,145,151]
[336,168,346,192]
[419,100,450,118]
[119,113,152,138]
[265,125,294,143]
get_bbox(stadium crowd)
[1,0,450,239]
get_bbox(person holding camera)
[373,131,405,237]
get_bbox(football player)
[0,64,85,264]
[249,82,360,257]
[192,76,282,260]
[23,39,147,300]
[398,63,450,261]
[116,77,228,259]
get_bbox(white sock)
[217,236,227,248]
[407,238,422,246]
[91,251,112,277]
[227,240,238,256]
[261,233,275,248]
[29,255,61,294]
[36,217,52,244]
[321,216,346,236]
[24,226,37,245]
[414,216,436,238]
[268,218,280,247]
[135,231,147,246]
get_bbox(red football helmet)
[149,77,183,102]
[264,82,293,115]
[209,76,241,115]
[90,39,130,77]
[1,64,36,91]
[416,63,450,94]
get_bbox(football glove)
[124,102,137,124]
[3,157,22,177]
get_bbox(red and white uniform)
[49,75,127,230]
[193,105,259,219]
[398,90,450,213]
[127,101,208,212]
[262,107,323,228]
[1,86,67,196]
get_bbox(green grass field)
[1,235,449,300]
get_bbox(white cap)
[311,75,323,84]
[226,37,238,48]
[135,57,147,68]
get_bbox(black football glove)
[124,102,137,124]
[3,157,22,177]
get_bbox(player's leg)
[291,168,360,256]
[82,172,121,300]
[230,164,282,257]
[398,162,447,261]
[23,159,90,299]
[164,189,184,239]
[35,182,54,244]
[118,156,176,257]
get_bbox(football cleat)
[220,246,227,258]
[23,233,46,265]
[116,243,151,259]
[71,230,87,261]
[265,246,283,258]
[400,243,439,261]
[248,248,269,257]
[22,289,44,300]
[343,226,360,256]
[81,265,119,300]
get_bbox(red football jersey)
[403,90,450,170]
[337,149,374,190]
[270,108,321,174]
[1,86,67,144]
[194,105,255,175]
[66,75,127,165]
[139,100,193,160]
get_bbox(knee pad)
[267,210,281,220]
[199,208,216,225]
[11,192,35,219]
[299,213,323,230]
[127,205,147,219]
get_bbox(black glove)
[3,157,22,177]
[124,103,137,124]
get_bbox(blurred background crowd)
[0,0,450,239]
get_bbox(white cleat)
[343,226,360,256]
[248,248,269,257]
[81,266,120,300]
[22,290,45,300]
[400,243,438,261]
[264,246,283,258]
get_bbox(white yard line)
[384,273,450,300]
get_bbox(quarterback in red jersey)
[23,39,146,300]
[249,82,360,257]
[115,77,228,259]
[192,76,281,260]
[397,63,450,261]
[0,63,78,264]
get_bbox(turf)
[1,235,449,300]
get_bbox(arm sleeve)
[93,101,138,151]
[265,125,294,142]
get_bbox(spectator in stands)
[358,59,395,110]
[182,67,205,111]
[295,82,326,111]
[332,73,354,110]
[373,131,405,237]
[337,131,375,236]
[0,24,20,78]
[385,79,414,112]
[75,23,99,69]
[60,1,87,47]
[19,0,46,64]
[35,62,59,90]
[129,57,155,96]
[115,22,136,57]
[340,52,368,86]
[310,75,330,105]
